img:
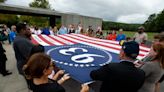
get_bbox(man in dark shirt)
[13,23,35,75]
[90,41,145,92]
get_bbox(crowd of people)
[29,24,148,46]
[0,22,164,92]
[0,23,149,46]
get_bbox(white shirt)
[134,32,148,44]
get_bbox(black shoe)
[5,70,9,73]
[2,72,12,76]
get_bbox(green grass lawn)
[103,30,158,41]
[123,31,157,41]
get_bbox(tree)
[144,9,164,32]
[19,0,51,27]
[0,0,6,3]
[155,10,164,32]
[29,0,50,9]
[0,13,18,26]
[19,15,49,27]
[143,14,157,32]
[102,21,141,31]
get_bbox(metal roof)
[0,3,61,16]
[0,3,102,19]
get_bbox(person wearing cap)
[133,26,148,44]
[90,41,145,92]
[116,29,126,41]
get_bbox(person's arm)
[57,74,70,84]
[80,84,89,92]
[158,74,164,83]
[123,34,126,40]
[155,75,164,92]
[90,65,109,81]
[143,33,148,44]
[140,62,152,77]
[53,70,65,80]
[155,82,160,92]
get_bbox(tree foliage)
[102,21,141,31]
[0,14,18,26]
[19,0,51,27]
[29,0,50,9]
[144,10,164,32]
[143,14,157,32]
[0,0,6,3]
[19,15,49,27]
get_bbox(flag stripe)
[50,35,75,45]
[64,34,147,56]
[59,35,144,59]
[31,35,50,46]
[38,35,55,45]
[41,35,64,45]
[57,35,78,44]
[59,35,120,53]
[31,36,38,44]
[73,34,150,52]
[31,34,150,59]
[70,34,148,54]
[73,34,119,45]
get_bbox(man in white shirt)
[133,26,148,44]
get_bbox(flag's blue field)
[45,43,120,83]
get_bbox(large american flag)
[31,34,150,83]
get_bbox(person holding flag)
[90,41,145,92]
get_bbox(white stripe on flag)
[41,35,63,45]
[61,34,144,59]
[139,46,150,51]
[50,35,74,45]
[59,35,120,54]
[70,34,122,48]
[74,34,119,44]
[31,35,50,46]
[66,34,148,56]
[74,34,150,52]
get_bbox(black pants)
[0,60,7,74]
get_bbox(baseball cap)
[138,26,145,30]
[122,41,139,59]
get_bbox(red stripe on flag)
[48,36,66,45]
[57,35,77,44]
[38,35,54,45]
[64,34,145,57]
[73,34,119,45]
[74,34,149,53]
[31,36,38,44]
